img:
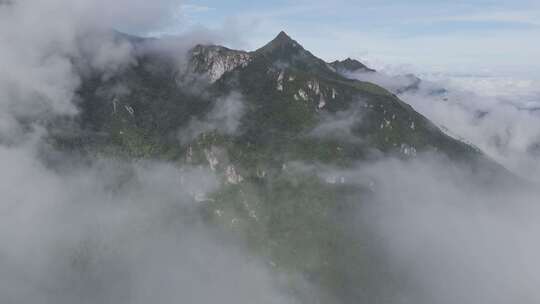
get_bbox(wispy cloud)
[425,10,540,27]
[180,3,215,14]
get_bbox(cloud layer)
[0,140,299,303]
[344,68,540,182]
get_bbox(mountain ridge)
[330,58,376,73]
[70,30,508,170]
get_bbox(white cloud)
[282,152,540,302]
[430,10,540,26]
[178,92,247,144]
[0,139,299,303]
[343,66,540,182]
[349,155,540,304]
[181,3,214,14]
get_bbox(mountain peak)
[275,31,293,42]
[330,58,376,73]
[256,31,304,55]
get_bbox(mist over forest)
[1,1,539,303]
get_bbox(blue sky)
[153,0,540,78]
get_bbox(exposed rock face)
[225,165,243,184]
[187,45,252,82]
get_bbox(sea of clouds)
[343,64,540,182]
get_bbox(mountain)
[330,57,376,73]
[52,31,514,303]
[67,31,492,163]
